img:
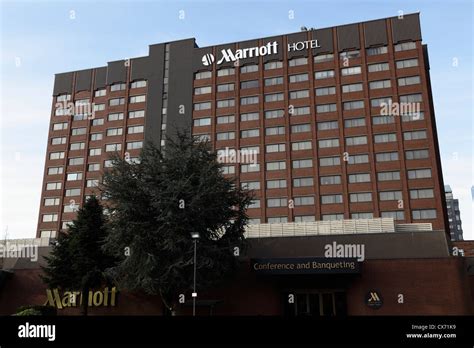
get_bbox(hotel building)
[37,13,448,238]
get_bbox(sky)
[1,0,473,240]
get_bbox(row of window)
[194,44,418,80]
[57,81,147,102]
[218,150,430,174]
[194,75,421,98]
[193,93,422,112]
[55,96,146,117]
[52,110,144,132]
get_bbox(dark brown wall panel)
[106,60,127,85]
[391,13,422,43]
[53,72,73,96]
[364,19,388,47]
[312,28,334,55]
[75,69,92,92]
[287,31,309,58]
[262,36,283,62]
[94,67,107,89]
[337,23,360,51]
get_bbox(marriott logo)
[202,41,278,66]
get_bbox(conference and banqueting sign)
[201,39,321,66]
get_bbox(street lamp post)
[190,232,200,316]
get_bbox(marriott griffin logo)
[202,41,278,66]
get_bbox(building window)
[289,90,309,99]
[87,179,100,188]
[291,124,311,133]
[217,99,235,108]
[48,167,63,175]
[46,182,62,190]
[374,133,397,143]
[369,80,391,90]
[240,65,258,73]
[107,128,123,136]
[217,83,234,92]
[65,188,81,197]
[412,209,437,220]
[322,214,344,221]
[216,131,235,141]
[289,73,309,83]
[289,107,309,117]
[131,80,147,89]
[63,204,79,213]
[68,157,84,166]
[53,122,68,131]
[316,86,336,96]
[194,86,212,95]
[127,141,143,150]
[400,94,423,103]
[241,163,260,173]
[264,61,283,70]
[340,50,360,59]
[129,110,145,119]
[314,53,334,63]
[351,212,374,219]
[241,80,259,89]
[267,179,287,189]
[220,165,235,175]
[398,76,421,86]
[266,161,286,171]
[405,149,429,160]
[105,143,122,152]
[94,89,106,98]
[396,58,419,69]
[348,173,371,183]
[215,115,234,124]
[265,109,284,119]
[321,195,343,204]
[195,71,212,80]
[241,129,259,138]
[267,198,287,207]
[108,112,124,121]
[366,46,388,56]
[264,77,284,86]
[292,159,313,169]
[265,93,284,102]
[240,112,259,122]
[57,94,71,102]
[268,217,288,223]
[341,66,361,76]
[376,152,399,162]
[129,95,146,104]
[195,134,210,142]
[288,57,308,66]
[316,103,337,113]
[318,138,339,148]
[71,127,87,136]
[350,192,372,203]
[368,62,389,72]
[292,141,312,151]
[343,100,364,110]
[372,115,395,125]
[407,168,432,179]
[394,41,417,52]
[377,171,400,181]
[319,156,340,167]
[240,96,259,105]
[44,198,60,206]
[88,163,100,172]
[90,133,103,141]
[410,188,434,199]
[381,211,405,220]
[128,125,144,134]
[294,196,315,206]
[320,175,341,185]
[317,121,338,130]
[265,126,285,136]
[404,130,427,141]
[266,143,285,153]
[294,177,314,187]
[42,213,58,222]
[49,151,65,160]
[347,154,369,164]
[109,98,125,106]
[344,118,365,129]
[342,83,363,93]
[371,97,392,108]
[51,137,66,145]
[89,148,102,156]
[379,191,403,201]
[241,181,260,190]
[92,118,104,126]
[194,118,211,127]
[110,83,126,91]
[315,70,335,79]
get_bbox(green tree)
[41,196,113,315]
[102,134,252,314]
